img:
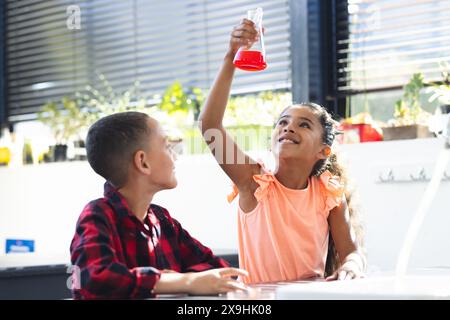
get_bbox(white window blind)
[6,0,291,121]
[337,0,450,93]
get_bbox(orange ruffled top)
[228,165,344,284]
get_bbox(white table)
[276,268,450,300]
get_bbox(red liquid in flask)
[233,50,267,71]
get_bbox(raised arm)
[198,19,260,192]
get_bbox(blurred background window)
[2,0,450,130]
[337,0,450,120]
[3,0,291,123]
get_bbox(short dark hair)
[86,111,151,187]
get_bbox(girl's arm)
[326,196,367,280]
[198,20,260,193]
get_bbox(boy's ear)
[133,150,151,175]
[317,145,331,160]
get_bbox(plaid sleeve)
[70,205,161,299]
[171,218,230,272]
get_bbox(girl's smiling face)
[271,105,328,164]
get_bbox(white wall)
[340,138,450,272]
[0,155,241,259]
[1,138,449,272]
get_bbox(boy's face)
[145,117,177,190]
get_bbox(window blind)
[6,0,291,122]
[337,0,450,94]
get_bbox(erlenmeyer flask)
[233,7,267,71]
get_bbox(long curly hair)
[284,103,365,277]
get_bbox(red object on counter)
[338,123,383,143]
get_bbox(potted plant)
[38,74,156,161]
[424,65,450,137]
[158,81,204,121]
[75,73,148,121]
[223,91,291,150]
[382,73,433,141]
[157,81,204,154]
[177,90,292,155]
[38,97,89,161]
[428,63,450,112]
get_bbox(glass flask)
[233,7,267,71]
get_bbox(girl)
[198,19,366,284]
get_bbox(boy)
[70,112,247,299]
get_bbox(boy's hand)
[160,269,178,273]
[227,19,259,58]
[185,267,249,295]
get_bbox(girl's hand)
[325,255,366,281]
[227,19,259,58]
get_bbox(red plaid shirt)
[70,182,229,299]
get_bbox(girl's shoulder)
[315,170,345,212]
[227,161,271,203]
